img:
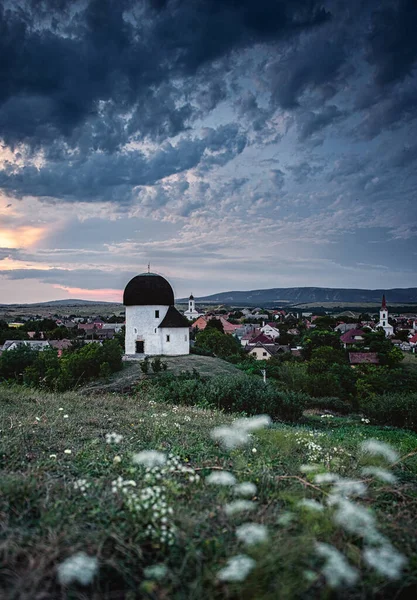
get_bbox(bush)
[358,392,417,431]
[146,373,308,422]
[151,357,162,373]
[190,345,214,357]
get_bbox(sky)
[0,0,417,304]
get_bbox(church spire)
[381,294,387,309]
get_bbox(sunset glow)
[0,226,47,249]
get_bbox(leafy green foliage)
[301,330,342,360]
[358,392,417,431]
[145,372,308,422]
[195,328,242,359]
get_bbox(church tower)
[377,294,394,337]
[184,293,203,321]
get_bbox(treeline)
[0,340,123,391]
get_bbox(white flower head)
[315,543,358,588]
[64,449,72,455]
[206,471,236,486]
[224,500,256,516]
[210,426,249,450]
[232,415,271,432]
[57,552,98,586]
[363,544,407,580]
[360,439,399,464]
[143,564,168,580]
[314,473,341,484]
[236,523,268,546]
[217,554,256,582]
[331,478,367,499]
[105,432,123,444]
[113,455,122,464]
[233,482,257,497]
[331,497,383,544]
[298,499,324,512]
[361,467,397,484]
[132,450,166,468]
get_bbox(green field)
[1,384,417,599]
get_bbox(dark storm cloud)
[297,105,345,140]
[366,0,417,87]
[0,124,246,201]
[0,0,329,150]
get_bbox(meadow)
[1,383,417,599]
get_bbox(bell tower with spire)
[184,293,203,321]
[377,294,394,337]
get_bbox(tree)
[195,328,241,359]
[206,318,224,333]
[301,330,342,360]
[313,316,337,330]
[0,345,38,382]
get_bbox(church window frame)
[155,310,159,318]
[166,334,170,342]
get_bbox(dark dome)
[123,273,175,306]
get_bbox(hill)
[178,286,417,306]
[1,384,416,599]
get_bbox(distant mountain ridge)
[177,287,417,306]
[0,299,121,307]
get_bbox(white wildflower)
[183,415,191,422]
[233,482,257,497]
[314,473,341,484]
[360,439,399,464]
[298,499,324,512]
[236,523,268,546]
[331,497,383,544]
[252,448,257,454]
[330,478,367,499]
[63,414,69,419]
[210,426,249,449]
[300,464,321,473]
[206,471,236,486]
[315,542,358,588]
[132,450,166,468]
[49,454,57,459]
[143,564,168,580]
[35,417,40,421]
[217,554,256,582]
[361,418,370,424]
[57,552,98,586]
[105,432,124,444]
[361,467,397,484]
[113,455,122,464]
[224,500,256,516]
[232,415,272,432]
[363,544,407,579]
[59,408,64,411]
[64,449,72,455]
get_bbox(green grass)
[1,383,417,599]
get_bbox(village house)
[0,340,51,354]
[349,352,379,366]
[340,329,365,349]
[260,322,280,340]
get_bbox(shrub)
[151,357,162,373]
[358,392,417,431]
[140,359,150,374]
[147,373,307,422]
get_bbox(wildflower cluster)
[57,552,98,586]
[211,414,271,450]
[73,478,90,495]
[207,416,271,582]
[292,430,352,465]
[105,432,123,444]
[306,438,407,587]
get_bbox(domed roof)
[123,272,175,306]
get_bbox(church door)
[135,341,144,353]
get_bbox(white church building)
[184,294,204,321]
[124,271,190,356]
[377,294,394,337]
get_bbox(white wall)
[125,305,189,355]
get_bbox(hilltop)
[178,286,417,306]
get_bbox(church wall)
[160,327,190,355]
[125,305,169,355]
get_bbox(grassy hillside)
[1,384,417,599]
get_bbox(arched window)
[134,327,137,334]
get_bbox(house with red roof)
[349,352,379,366]
[340,329,365,349]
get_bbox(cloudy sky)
[1,0,417,303]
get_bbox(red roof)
[248,333,275,345]
[349,352,379,365]
[340,329,365,343]
[381,294,387,309]
[409,333,417,344]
